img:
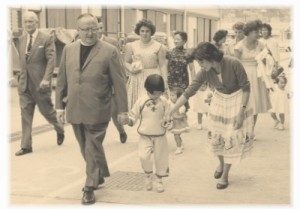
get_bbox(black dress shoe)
[214,170,223,179]
[216,182,229,190]
[57,132,65,145]
[120,132,127,143]
[15,148,33,156]
[81,188,95,205]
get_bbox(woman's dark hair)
[144,74,165,93]
[213,30,228,43]
[170,87,190,111]
[262,23,272,36]
[174,31,188,43]
[134,19,156,36]
[232,22,245,31]
[193,42,224,62]
[243,19,263,36]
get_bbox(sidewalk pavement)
[10,112,290,205]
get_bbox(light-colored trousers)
[138,135,169,177]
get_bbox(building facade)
[10,6,220,48]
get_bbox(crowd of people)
[13,11,291,205]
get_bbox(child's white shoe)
[277,123,285,130]
[196,124,203,130]
[174,147,183,155]
[273,120,280,129]
[145,175,152,191]
[156,178,164,193]
[224,139,233,150]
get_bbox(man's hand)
[40,79,50,89]
[56,110,65,124]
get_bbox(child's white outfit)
[128,95,170,177]
[272,86,289,114]
[170,104,190,134]
[193,88,213,114]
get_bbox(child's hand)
[162,120,173,130]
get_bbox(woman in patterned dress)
[124,19,168,109]
[166,31,195,90]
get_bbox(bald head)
[23,11,38,21]
[23,11,39,34]
[77,13,99,46]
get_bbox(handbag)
[266,47,284,79]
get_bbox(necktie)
[26,35,33,60]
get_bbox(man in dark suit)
[15,11,64,156]
[55,13,128,205]
[97,20,127,144]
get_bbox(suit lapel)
[27,32,42,62]
[20,35,27,64]
[74,40,81,72]
[81,40,101,71]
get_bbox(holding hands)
[118,112,132,126]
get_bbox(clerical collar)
[80,40,96,46]
[175,46,184,50]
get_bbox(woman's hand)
[131,66,142,74]
[233,108,245,130]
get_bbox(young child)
[169,87,190,155]
[118,74,170,193]
[193,82,213,130]
[270,75,290,130]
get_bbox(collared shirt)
[26,29,39,54]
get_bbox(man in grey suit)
[15,11,64,156]
[55,13,128,205]
[97,20,127,144]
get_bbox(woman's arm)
[169,95,188,117]
[158,45,168,88]
[188,62,196,79]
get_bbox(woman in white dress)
[234,20,271,138]
[124,19,168,109]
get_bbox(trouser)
[72,123,110,188]
[18,79,64,149]
[111,96,125,134]
[138,135,169,177]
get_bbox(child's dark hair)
[144,74,165,94]
[170,87,190,111]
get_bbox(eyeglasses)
[79,27,99,33]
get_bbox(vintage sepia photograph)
[5,2,295,207]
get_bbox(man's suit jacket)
[55,40,128,124]
[17,31,56,92]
